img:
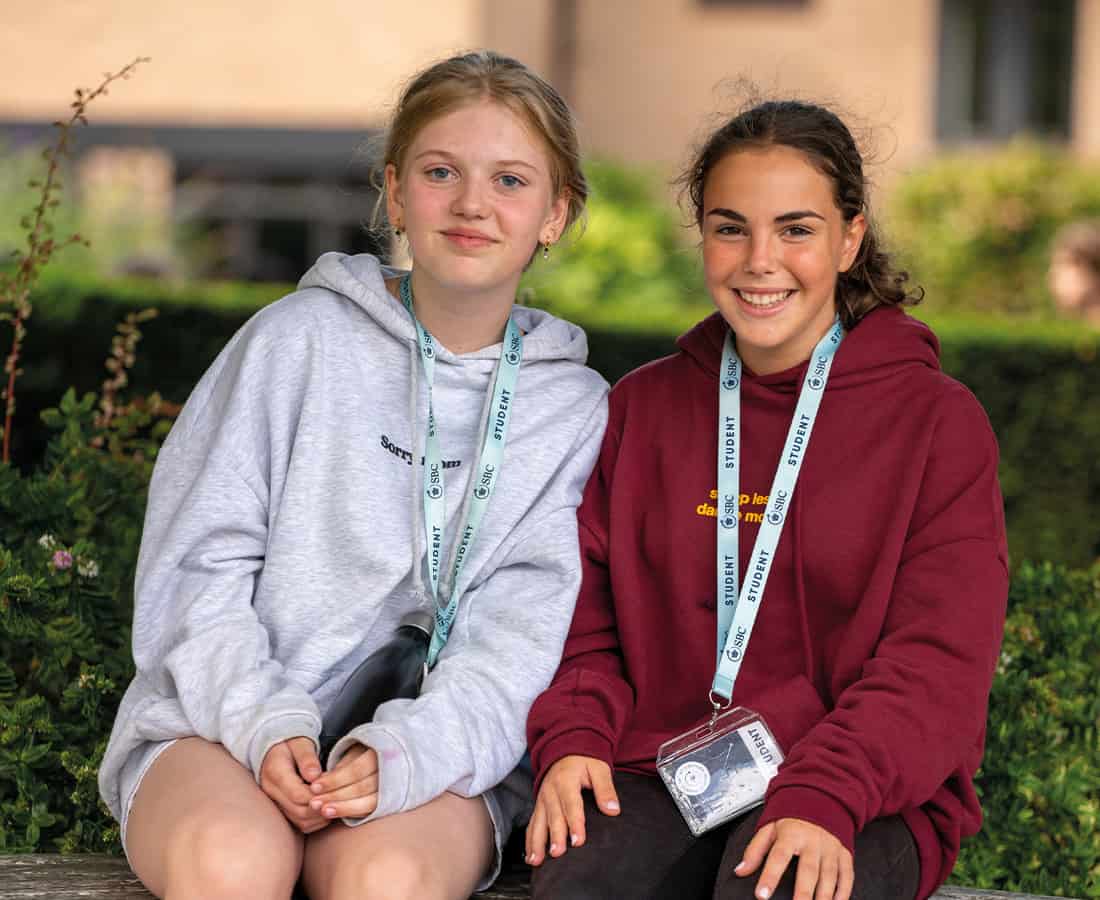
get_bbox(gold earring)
[542,241,551,261]
[394,224,403,238]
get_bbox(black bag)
[318,609,432,764]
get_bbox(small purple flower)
[52,550,73,571]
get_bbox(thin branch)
[1,57,150,464]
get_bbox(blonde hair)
[374,50,587,234]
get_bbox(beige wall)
[1074,0,1100,157]
[570,0,939,179]
[2,0,1095,167]
[0,0,488,127]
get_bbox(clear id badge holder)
[657,706,783,836]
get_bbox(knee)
[167,813,299,899]
[330,848,441,900]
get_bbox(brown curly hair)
[677,100,922,328]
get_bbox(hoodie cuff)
[329,724,411,825]
[248,712,322,783]
[532,729,616,793]
[758,785,858,854]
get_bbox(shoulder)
[609,349,701,417]
[240,285,367,350]
[926,373,999,461]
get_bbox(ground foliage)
[951,563,1100,897]
[0,387,168,852]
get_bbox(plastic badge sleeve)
[656,706,783,836]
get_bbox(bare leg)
[125,737,304,900]
[302,791,495,900]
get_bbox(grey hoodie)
[98,252,608,828]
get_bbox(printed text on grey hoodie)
[98,252,608,833]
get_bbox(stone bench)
[0,855,1079,899]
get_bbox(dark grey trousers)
[530,772,920,900]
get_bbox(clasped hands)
[258,736,379,834]
[526,754,855,900]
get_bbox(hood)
[675,307,941,391]
[298,251,591,365]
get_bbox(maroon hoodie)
[527,308,1008,899]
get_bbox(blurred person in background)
[525,98,1008,900]
[1049,220,1100,327]
[97,50,608,900]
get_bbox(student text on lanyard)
[711,319,844,714]
[400,274,523,668]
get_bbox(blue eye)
[497,174,525,189]
[426,166,452,180]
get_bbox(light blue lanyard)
[712,319,844,705]
[400,275,523,667]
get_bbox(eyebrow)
[705,207,826,223]
[412,149,539,172]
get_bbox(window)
[937,0,1076,141]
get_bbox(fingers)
[288,736,322,783]
[309,772,380,818]
[756,838,798,900]
[526,778,571,864]
[310,789,378,820]
[292,744,379,821]
[561,776,588,848]
[790,847,821,900]
[835,853,855,900]
[735,819,853,900]
[260,742,311,806]
[259,744,328,832]
[588,761,621,817]
[525,756,618,866]
[525,800,549,866]
[814,855,838,900]
[310,745,377,796]
[734,821,776,877]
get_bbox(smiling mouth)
[735,289,795,309]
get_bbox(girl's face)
[1049,250,1100,313]
[701,145,866,374]
[385,99,568,299]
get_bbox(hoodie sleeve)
[327,394,608,821]
[757,382,1009,853]
[131,442,323,778]
[128,316,324,780]
[525,403,636,789]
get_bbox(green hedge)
[951,563,1100,898]
[8,272,1099,569]
[888,140,1100,317]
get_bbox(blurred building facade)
[2,0,1098,281]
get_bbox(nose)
[745,232,777,274]
[451,178,489,218]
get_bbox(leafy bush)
[0,388,167,852]
[521,160,710,331]
[952,562,1100,898]
[888,140,1100,316]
